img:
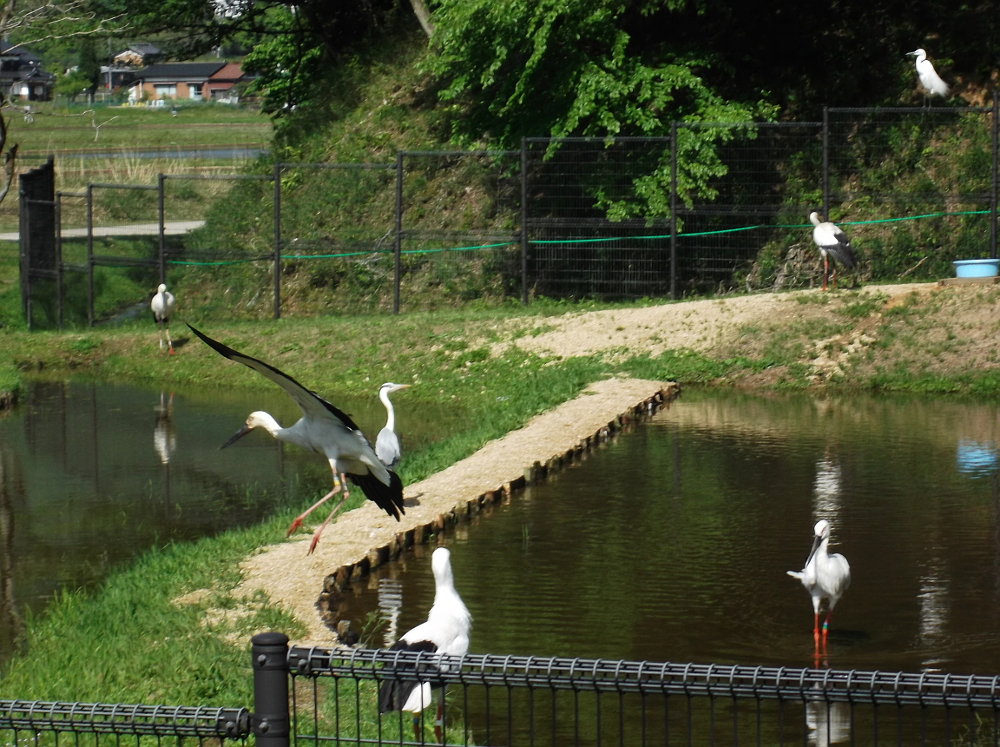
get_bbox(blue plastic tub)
[953,259,1000,278]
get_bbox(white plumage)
[187,325,404,554]
[150,283,176,354]
[379,547,471,735]
[809,212,856,291]
[376,382,410,468]
[907,48,949,98]
[788,519,851,646]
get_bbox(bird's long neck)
[380,390,396,432]
[252,411,285,438]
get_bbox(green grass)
[10,102,270,156]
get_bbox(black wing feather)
[187,324,361,430]
[378,640,439,714]
[348,470,405,521]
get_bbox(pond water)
[337,389,1000,676]
[3,382,1000,681]
[0,377,460,667]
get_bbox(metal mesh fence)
[273,162,397,315]
[13,100,1000,326]
[0,700,249,747]
[825,106,995,279]
[524,137,672,299]
[398,151,521,311]
[675,123,824,294]
[288,645,1000,747]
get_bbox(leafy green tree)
[78,37,101,94]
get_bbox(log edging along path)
[234,377,678,644]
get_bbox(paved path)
[0,220,205,241]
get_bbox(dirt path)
[237,377,674,645]
[234,281,968,644]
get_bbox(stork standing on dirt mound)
[151,284,176,354]
[379,547,471,742]
[809,212,856,291]
[187,324,405,554]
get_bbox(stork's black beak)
[220,424,253,450]
[804,533,821,566]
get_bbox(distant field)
[8,102,271,155]
[0,102,273,232]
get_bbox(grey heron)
[376,382,410,468]
[788,519,851,648]
[150,284,176,354]
[187,325,405,554]
[809,212,856,291]
[907,49,949,101]
[378,547,471,742]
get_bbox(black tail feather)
[347,469,405,520]
[378,640,439,714]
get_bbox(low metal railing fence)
[7,631,1000,747]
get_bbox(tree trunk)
[409,0,433,38]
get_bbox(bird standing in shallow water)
[809,212,856,291]
[788,519,851,655]
[187,325,404,554]
[907,48,949,102]
[151,284,176,354]
[379,547,471,742]
[376,382,410,469]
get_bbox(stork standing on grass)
[788,519,851,653]
[187,325,405,554]
[907,48,949,102]
[376,382,410,469]
[809,212,856,291]
[379,547,471,742]
[151,284,176,354]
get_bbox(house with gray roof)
[128,62,226,103]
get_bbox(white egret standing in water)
[788,519,851,652]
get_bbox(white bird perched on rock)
[788,519,851,649]
[376,382,410,468]
[907,48,949,100]
[187,324,405,554]
[379,547,472,742]
[809,212,856,291]
[150,284,176,354]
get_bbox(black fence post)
[251,631,290,747]
[273,163,281,320]
[669,122,678,301]
[157,173,166,285]
[394,151,403,315]
[86,183,94,328]
[520,138,529,305]
[822,106,830,220]
[992,90,998,260]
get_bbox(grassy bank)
[3,284,1000,706]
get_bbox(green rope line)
[159,210,991,265]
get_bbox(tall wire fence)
[13,99,1000,327]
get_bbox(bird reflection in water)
[806,691,851,747]
[154,392,176,465]
[378,576,404,647]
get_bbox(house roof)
[208,62,244,81]
[135,62,226,81]
[128,43,160,56]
